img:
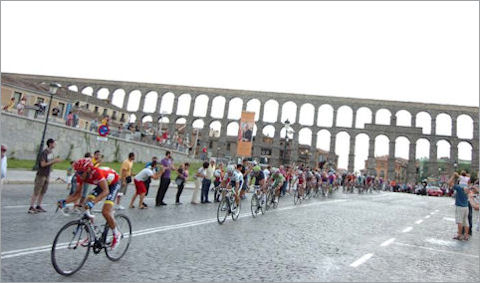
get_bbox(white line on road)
[350,253,374,267]
[424,215,431,219]
[1,199,347,259]
[443,217,455,222]
[393,242,479,258]
[415,219,423,224]
[380,238,396,247]
[402,227,413,233]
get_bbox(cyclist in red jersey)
[58,158,122,249]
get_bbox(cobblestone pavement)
[1,184,479,282]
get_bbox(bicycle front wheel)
[51,220,91,276]
[217,197,229,224]
[105,214,132,261]
[232,199,241,221]
[251,194,259,218]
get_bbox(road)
[1,183,478,282]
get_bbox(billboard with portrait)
[236,111,255,157]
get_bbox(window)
[57,103,65,117]
[227,143,231,150]
[112,111,117,120]
[94,106,99,113]
[102,109,108,116]
[85,103,89,110]
[13,91,22,104]
[120,113,125,122]
[209,141,213,149]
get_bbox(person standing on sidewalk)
[1,144,7,184]
[28,138,61,213]
[116,152,135,209]
[175,163,189,204]
[201,159,215,203]
[156,151,176,206]
[193,162,208,204]
[449,172,470,240]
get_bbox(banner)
[236,111,255,157]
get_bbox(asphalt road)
[1,183,478,282]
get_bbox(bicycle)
[250,185,266,218]
[266,184,279,210]
[217,187,241,224]
[51,206,132,276]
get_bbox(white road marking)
[393,242,479,258]
[443,217,455,222]
[350,253,374,267]
[424,215,430,219]
[402,227,413,233]
[1,199,347,259]
[415,219,423,224]
[380,238,396,247]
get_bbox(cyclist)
[296,169,305,199]
[269,168,285,204]
[58,158,122,250]
[230,164,244,206]
[251,165,267,204]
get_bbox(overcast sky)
[1,1,478,171]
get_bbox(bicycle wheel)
[51,220,91,276]
[232,198,241,221]
[217,197,229,224]
[251,194,259,218]
[266,190,273,211]
[259,193,266,215]
[293,190,299,205]
[105,214,132,261]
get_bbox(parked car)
[427,185,444,197]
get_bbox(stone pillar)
[139,92,147,113]
[311,129,318,167]
[431,114,436,136]
[387,140,396,181]
[328,132,337,167]
[451,116,457,138]
[472,119,479,175]
[290,131,298,164]
[429,140,438,177]
[407,141,417,183]
[276,101,283,123]
[348,135,355,172]
[367,136,376,175]
[171,96,179,116]
[450,140,458,175]
[371,110,376,125]
[122,89,132,109]
[332,108,338,127]
[351,108,357,128]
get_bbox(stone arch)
[211,96,226,119]
[317,104,334,127]
[81,86,93,96]
[176,93,192,116]
[395,110,412,127]
[416,138,430,160]
[457,114,474,139]
[436,139,451,160]
[263,99,279,123]
[354,133,370,173]
[316,129,331,151]
[126,90,142,112]
[143,91,158,113]
[227,97,243,120]
[111,89,126,108]
[246,99,261,122]
[193,94,209,117]
[374,134,390,157]
[436,113,452,136]
[281,101,297,124]
[262,125,276,138]
[395,136,410,160]
[415,111,431,135]
[192,118,205,129]
[336,105,353,128]
[298,128,312,146]
[355,107,372,129]
[97,88,110,100]
[375,109,391,125]
[299,103,315,126]
[209,120,222,137]
[227,121,239,136]
[458,141,472,162]
[159,92,175,114]
[68,85,78,92]
[335,131,351,170]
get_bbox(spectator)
[3,97,15,111]
[16,97,26,115]
[92,150,102,167]
[449,173,470,240]
[201,158,215,203]
[193,162,209,204]
[28,138,61,214]
[155,151,176,206]
[1,144,7,183]
[72,111,79,127]
[143,156,158,207]
[175,163,189,204]
[51,106,60,117]
[116,152,135,209]
[89,119,98,132]
[66,111,73,126]
[459,171,470,187]
[101,116,109,126]
[129,160,162,209]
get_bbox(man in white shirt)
[129,162,162,209]
[201,158,216,203]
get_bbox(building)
[364,155,408,181]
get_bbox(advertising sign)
[236,111,255,157]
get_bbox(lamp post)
[33,82,61,170]
[453,161,458,173]
[283,119,291,165]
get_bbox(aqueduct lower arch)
[3,73,479,183]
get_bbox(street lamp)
[33,82,61,170]
[283,119,291,165]
[453,161,458,173]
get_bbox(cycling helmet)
[73,158,94,172]
[253,165,261,172]
[227,164,235,173]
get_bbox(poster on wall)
[236,111,255,157]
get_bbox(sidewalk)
[2,169,196,189]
